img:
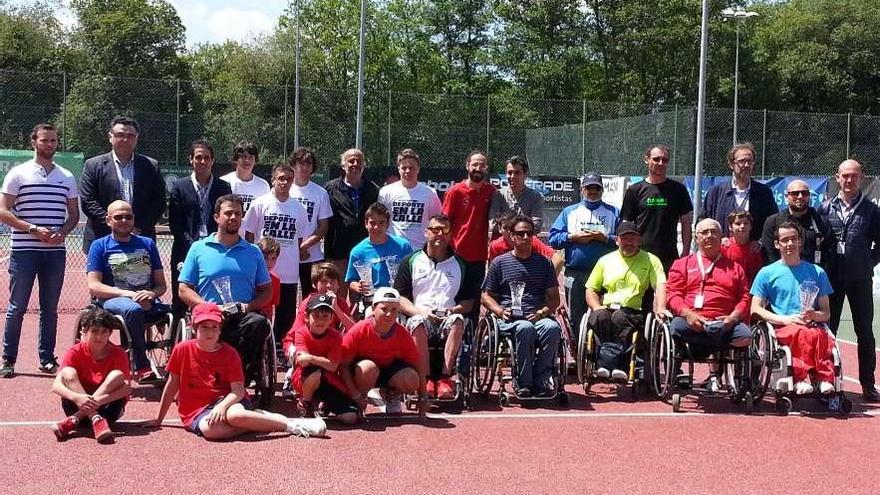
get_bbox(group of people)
[1,118,878,445]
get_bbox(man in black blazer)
[168,139,232,317]
[80,116,166,253]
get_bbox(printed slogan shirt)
[243,192,312,284]
[378,181,442,250]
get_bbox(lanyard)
[833,194,863,227]
[695,253,721,293]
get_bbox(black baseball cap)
[616,221,640,236]
[307,293,334,312]
[580,172,603,188]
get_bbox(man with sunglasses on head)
[760,179,834,270]
[87,200,168,382]
[621,145,693,273]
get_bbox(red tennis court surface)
[1,314,878,494]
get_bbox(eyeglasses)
[111,214,133,221]
[696,228,721,236]
[733,159,755,165]
[110,132,137,139]
[426,226,451,234]
[512,230,533,238]
[787,190,810,197]
[776,236,800,244]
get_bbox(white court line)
[836,338,880,353]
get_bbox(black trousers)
[221,311,272,381]
[588,307,645,345]
[829,277,876,387]
[273,283,299,344]
[299,262,315,298]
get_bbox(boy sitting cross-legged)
[146,302,326,440]
[51,307,132,444]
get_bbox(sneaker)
[51,416,78,441]
[595,367,610,379]
[0,360,13,378]
[610,369,628,381]
[366,388,385,406]
[516,386,532,398]
[287,417,327,438]
[425,379,436,399]
[863,385,880,402]
[38,358,59,374]
[534,387,555,398]
[297,399,315,417]
[281,377,296,401]
[436,378,455,399]
[707,375,722,393]
[90,415,114,444]
[818,381,835,395]
[135,369,157,383]
[795,381,814,396]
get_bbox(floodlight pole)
[693,0,710,224]
[355,0,367,149]
[721,7,759,145]
[293,0,302,150]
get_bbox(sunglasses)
[111,214,133,221]
[426,226,451,234]
[512,230,533,238]
[787,190,810,197]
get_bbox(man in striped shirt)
[0,123,80,378]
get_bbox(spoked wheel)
[253,332,278,410]
[576,314,591,384]
[648,316,673,400]
[144,313,175,384]
[750,323,773,403]
[471,317,496,396]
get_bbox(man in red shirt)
[51,307,131,443]
[442,150,499,307]
[341,288,426,416]
[665,218,753,388]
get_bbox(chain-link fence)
[3,68,880,312]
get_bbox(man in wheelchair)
[585,221,667,380]
[750,221,836,396]
[394,214,477,400]
[86,200,168,381]
[665,219,753,390]
[178,194,273,383]
[481,215,561,398]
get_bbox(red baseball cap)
[192,303,223,325]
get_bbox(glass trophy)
[509,281,526,319]
[212,276,234,305]
[385,258,400,286]
[799,280,819,312]
[353,261,374,296]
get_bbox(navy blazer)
[80,152,166,252]
[700,178,778,241]
[168,175,232,265]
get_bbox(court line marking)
[836,338,880,353]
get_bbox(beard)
[468,170,485,182]
[224,223,240,235]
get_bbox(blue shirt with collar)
[178,233,271,304]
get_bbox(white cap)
[372,287,400,305]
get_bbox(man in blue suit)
[80,116,166,253]
[168,139,232,318]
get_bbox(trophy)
[385,258,400,285]
[509,281,526,319]
[212,276,234,305]
[353,261,375,296]
[799,280,819,311]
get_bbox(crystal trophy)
[353,261,374,296]
[385,258,400,285]
[212,276,234,305]
[799,280,819,312]
[510,281,526,319]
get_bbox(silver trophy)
[509,281,526,319]
[799,280,819,311]
[353,261,374,296]
[212,276,234,305]
[385,258,400,285]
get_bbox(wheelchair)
[176,309,277,409]
[646,313,771,414]
[575,308,648,398]
[73,302,176,385]
[472,312,569,407]
[752,319,852,416]
[404,316,475,411]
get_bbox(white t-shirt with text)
[290,181,333,263]
[378,181,442,250]
[242,192,311,284]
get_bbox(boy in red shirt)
[255,236,282,320]
[488,211,555,262]
[147,303,326,439]
[51,307,132,443]
[721,210,763,285]
[341,288,426,416]
[291,261,354,333]
[288,293,358,424]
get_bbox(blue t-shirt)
[482,252,557,315]
[86,234,162,291]
[344,234,413,289]
[750,260,833,316]
[178,234,271,304]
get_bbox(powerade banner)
[0,149,85,184]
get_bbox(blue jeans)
[3,250,66,364]
[499,318,561,390]
[101,297,154,371]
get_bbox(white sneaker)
[818,381,835,395]
[595,367,610,379]
[381,400,402,414]
[708,375,722,393]
[287,417,327,438]
[610,369,628,381]
[366,388,385,406]
[795,381,814,396]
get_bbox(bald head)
[695,218,722,233]
[836,159,863,199]
[107,200,132,215]
[785,179,811,214]
[106,200,134,238]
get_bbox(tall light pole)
[355,0,367,149]
[693,0,710,224]
[293,0,302,150]
[721,7,759,145]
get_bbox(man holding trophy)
[751,221,836,396]
[482,216,561,398]
[178,195,273,382]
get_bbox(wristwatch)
[28,224,37,234]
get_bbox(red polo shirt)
[442,181,496,262]
[666,252,750,320]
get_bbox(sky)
[11,0,290,47]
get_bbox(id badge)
[694,294,704,309]
[814,250,822,264]
[837,242,845,255]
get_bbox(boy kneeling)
[51,307,132,443]
[147,303,326,439]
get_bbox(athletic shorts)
[62,398,126,424]
[406,313,464,342]
[188,396,254,436]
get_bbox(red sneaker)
[90,415,114,444]
[436,378,455,399]
[51,416,78,441]
[425,379,436,398]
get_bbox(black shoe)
[0,360,14,378]
[516,386,532,398]
[862,385,880,402]
[38,358,59,374]
[534,387,555,398]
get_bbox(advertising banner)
[0,149,85,184]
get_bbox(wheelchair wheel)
[143,313,175,383]
[647,315,673,400]
[471,316,496,395]
[750,322,773,403]
[252,331,278,409]
[576,313,593,386]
